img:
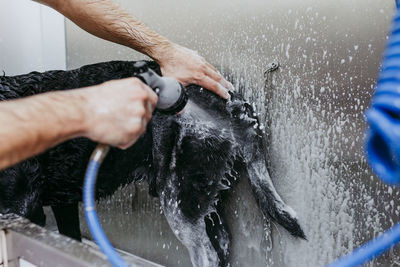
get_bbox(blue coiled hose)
[327,2,400,267]
[366,7,400,186]
[83,144,130,267]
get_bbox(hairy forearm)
[0,90,86,170]
[36,0,173,62]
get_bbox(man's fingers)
[204,67,224,83]
[130,99,152,124]
[205,62,218,72]
[118,116,146,149]
[199,76,230,99]
[141,102,152,123]
[146,88,158,108]
[221,79,235,91]
[203,65,235,92]
[138,81,158,108]
[145,101,153,116]
[118,138,138,150]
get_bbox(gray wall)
[0,1,66,75]
[66,0,400,266]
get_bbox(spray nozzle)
[133,61,188,115]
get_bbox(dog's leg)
[205,207,230,267]
[159,181,220,267]
[51,204,82,241]
[29,205,46,227]
[0,160,46,225]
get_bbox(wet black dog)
[0,61,305,267]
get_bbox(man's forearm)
[35,0,234,99]
[0,90,86,169]
[37,0,172,62]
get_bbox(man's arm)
[0,78,157,170]
[35,0,233,99]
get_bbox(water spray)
[83,61,187,267]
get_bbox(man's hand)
[78,78,157,149]
[0,78,157,169]
[156,44,234,100]
[36,0,234,99]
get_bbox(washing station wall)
[66,0,399,266]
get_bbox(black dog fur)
[0,61,305,267]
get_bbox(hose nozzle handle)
[90,144,110,163]
[133,61,188,115]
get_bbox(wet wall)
[0,1,65,75]
[66,0,399,266]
